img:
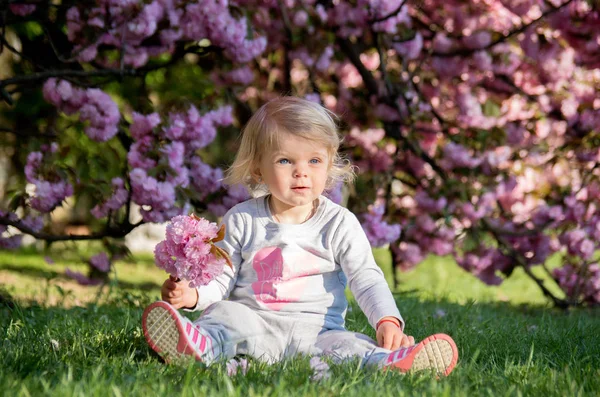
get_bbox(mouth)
[291,186,310,190]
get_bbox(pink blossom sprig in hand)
[154,214,232,288]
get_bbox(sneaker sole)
[388,333,458,377]
[142,301,203,363]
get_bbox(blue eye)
[277,159,290,165]
[310,158,321,164]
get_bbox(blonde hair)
[225,96,355,192]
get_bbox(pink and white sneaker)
[384,333,458,377]
[142,301,213,364]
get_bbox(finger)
[390,333,401,351]
[408,335,415,346]
[164,279,178,291]
[382,331,393,350]
[171,300,183,309]
[168,295,182,307]
[377,331,384,348]
[400,334,411,348]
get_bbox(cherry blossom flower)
[154,214,232,288]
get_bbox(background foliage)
[1,0,599,307]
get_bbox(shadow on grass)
[0,262,160,291]
[1,293,599,372]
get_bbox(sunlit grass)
[1,247,598,396]
[0,247,163,306]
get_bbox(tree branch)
[0,40,209,94]
[1,216,143,243]
[0,68,138,89]
[482,218,569,308]
[431,0,574,57]
[277,0,293,94]
[336,37,380,94]
[337,35,448,179]
[369,0,408,24]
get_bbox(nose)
[293,163,308,178]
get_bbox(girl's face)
[255,132,330,215]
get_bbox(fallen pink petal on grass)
[310,356,331,381]
[226,358,249,376]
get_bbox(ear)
[250,167,262,183]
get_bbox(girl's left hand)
[376,321,415,350]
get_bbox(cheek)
[316,169,329,185]
[271,169,288,183]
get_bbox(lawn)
[1,247,599,396]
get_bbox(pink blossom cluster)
[551,2,600,67]
[360,204,401,248]
[162,105,233,152]
[391,242,425,272]
[391,188,470,271]
[406,215,455,256]
[456,89,498,130]
[304,93,321,104]
[65,0,267,67]
[65,252,112,285]
[220,66,255,86]
[413,191,448,213]
[238,1,600,306]
[347,128,394,173]
[553,263,600,305]
[188,158,223,200]
[91,178,129,219]
[20,214,44,233]
[127,105,233,222]
[456,248,513,286]
[43,79,120,142]
[6,0,600,308]
[440,142,482,170]
[154,215,228,288]
[324,0,411,38]
[458,193,496,226]
[64,269,104,286]
[9,4,36,16]
[392,193,456,270]
[130,112,162,140]
[24,149,74,213]
[324,182,343,204]
[130,168,180,223]
[559,229,596,261]
[0,224,22,250]
[506,234,555,266]
[394,32,423,61]
[207,184,251,217]
[90,252,111,273]
[0,212,43,250]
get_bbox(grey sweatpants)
[193,300,392,366]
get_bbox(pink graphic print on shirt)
[251,246,320,311]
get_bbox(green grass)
[1,248,599,396]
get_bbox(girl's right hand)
[160,277,199,309]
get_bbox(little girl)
[142,97,458,376]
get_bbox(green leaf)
[9,192,26,212]
[483,100,501,118]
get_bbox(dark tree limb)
[0,216,143,243]
[431,0,574,57]
[482,218,569,308]
[369,0,408,24]
[277,0,293,94]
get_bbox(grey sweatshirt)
[191,195,403,331]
